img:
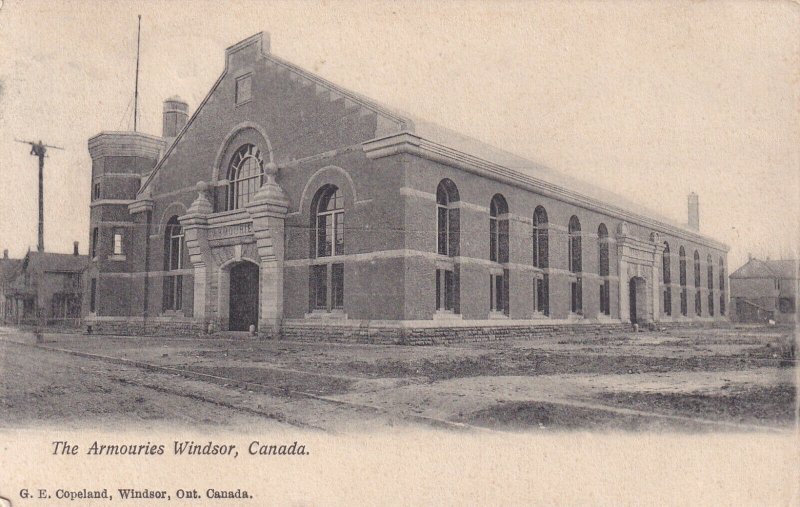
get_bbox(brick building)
[84,33,729,343]
[729,258,797,324]
[4,245,87,326]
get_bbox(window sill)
[531,312,549,320]
[304,310,348,319]
[488,311,509,320]
[108,254,126,261]
[433,310,462,320]
[161,310,185,318]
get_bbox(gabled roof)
[134,32,726,249]
[22,251,88,273]
[730,258,799,279]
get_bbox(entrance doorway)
[228,261,259,331]
[629,276,647,324]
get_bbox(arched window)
[489,194,509,263]
[568,216,582,314]
[719,257,726,315]
[707,254,715,316]
[568,216,582,273]
[679,246,687,316]
[226,144,264,210]
[694,250,702,316]
[532,206,549,316]
[310,185,345,313]
[436,179,460,256]
[435,179,460,313]
[488,194,509,315]
[598,224,610,315]
[662,242,672,316]
[314,185,344,258]
[163,216,184,311]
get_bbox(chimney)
[162,96,189,139]
[3,249,7,259]
[688,192,699,231]
[73,241,79,256]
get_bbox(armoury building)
[84,33,729,344]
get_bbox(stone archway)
[226,260,260,331]
[629,276,648,324]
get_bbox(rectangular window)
[112,228,124,256]
[93,182,100,200]
[91,227,99,258]
[331,263,344,310]
[89,278,97,312]
[534,275,549,315]
[436,268,458,312]
[163,276,183,311]
[695,290,702,316]
[708,291,715,316]
[235,74,252,104]
[310,264,327,310]
[490,273,508,315]
[720,294,726,316]
[681,289,688,316]
[663,287,672,316]
[599,280,610,315]
[571,277,583,314]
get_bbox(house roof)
[22,251,88,273]
[730,258,799,279]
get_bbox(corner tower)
[84,131,165,325]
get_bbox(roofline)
[364,132,729,252]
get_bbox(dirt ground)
[0,325,796,432]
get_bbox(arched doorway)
[228,261,259,331]
[629,276,647,324]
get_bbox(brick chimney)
[688,192,699,231]
[162,96,189,139]
[73,241,79,256]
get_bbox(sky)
[0,0,797,270]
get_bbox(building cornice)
[364,133,729,252]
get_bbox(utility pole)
[15,139,64,252]
[134,14,141,132]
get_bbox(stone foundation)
[280,320,730,346]
[81,317,729,344]
[84,318,205,337]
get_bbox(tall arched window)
[314,185,344,258]
[707,254,715,316]
[679,246,687,316]
[694,250,702,316]
[489,194,509,263]
[435,179,460,313]
[662,242,672,316]
[310,185,345,313]
[226,144,264,210]
[532,206,549,315]
[489,194,509,315]
[436,179,460,256]
[163,216,184,311]
[719,257,726,315]
[568,216,582,314]
[598,224,610,315]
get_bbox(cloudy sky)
[0,0,797,269]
